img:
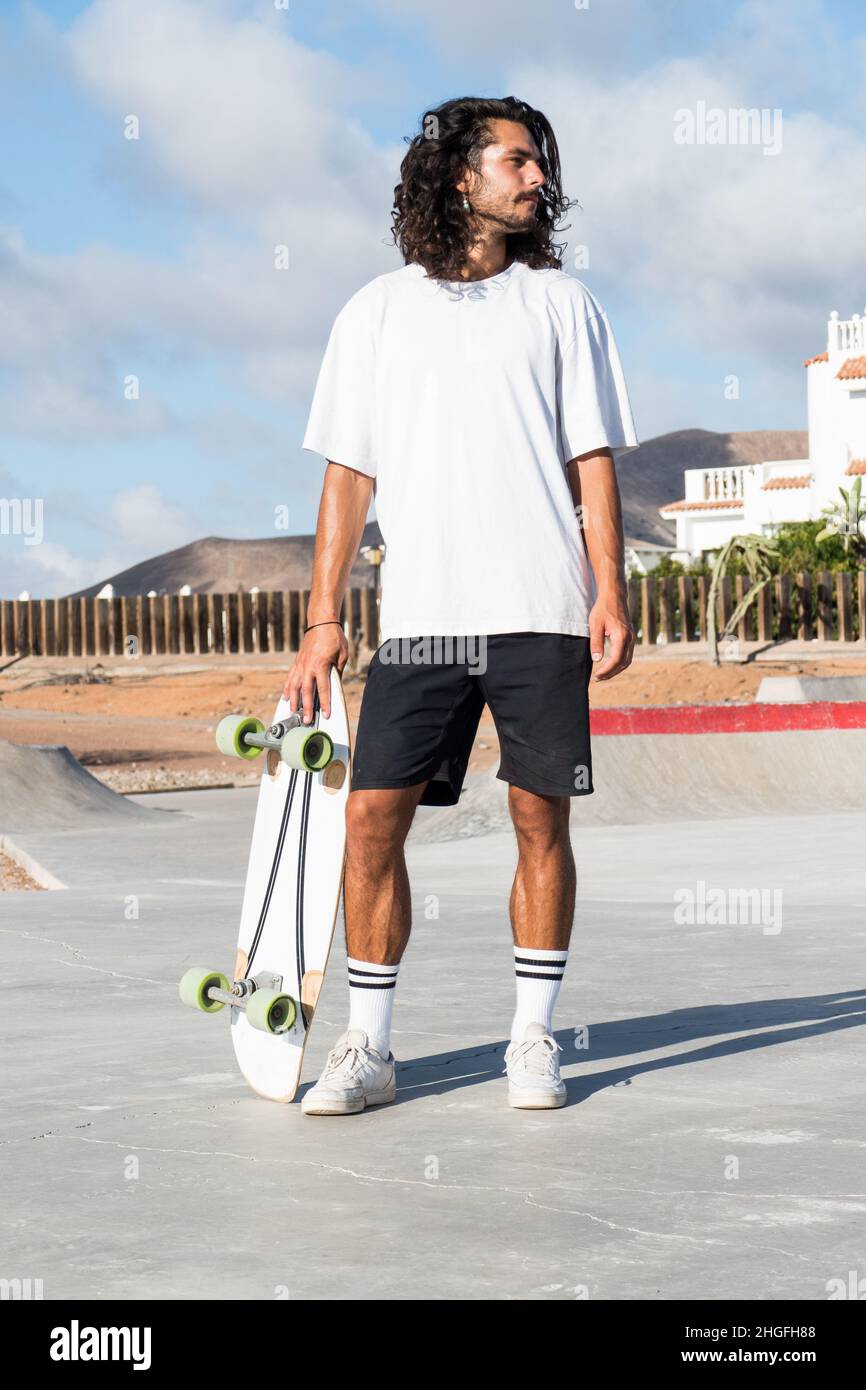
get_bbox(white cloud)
[365,0,736,71]
[0,0,404,445]
[66,0,400,261]
[7,539,91,595]
[366,0,866,118]
[0,472,199,596]
[0,0,863,475]
[512,55,866,369]
[109,484,194,552]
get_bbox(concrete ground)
[1,772,864,1301]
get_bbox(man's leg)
[341,783,428,1054]
[301,782,428,1115]
[507,785,575,1043]
[508,785,575,949]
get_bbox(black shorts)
[351,632,594,807]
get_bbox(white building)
[660,305,866,557]
[623,538,672,574]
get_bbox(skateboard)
[179,665,351,1102]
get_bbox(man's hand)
[283,623,348,722]
[588,593,634,681]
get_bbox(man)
[287,95,638,1114]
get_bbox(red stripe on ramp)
[589,701,866,735]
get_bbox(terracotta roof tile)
[659,498,743,513]
[837,356,866,380]
[761,475,811,490]
[804,351,828,367]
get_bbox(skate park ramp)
[0,739,174,832]
[757,674,866,702]
[409,726,866,844]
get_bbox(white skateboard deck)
[230,666,351,1101]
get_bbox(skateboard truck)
[179,967,298,1034]
[215,711,334,772]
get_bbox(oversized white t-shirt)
[302,259,638,642]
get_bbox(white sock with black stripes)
[511,945,569,1042]
[347,957,400,1058]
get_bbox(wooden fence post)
[756,580,772,642]
[776,575,792,640]
[269,590,284,652]
[223,594,237,653]
[640,577,657,645]
[797,572,812,640]
[361,587,378,653]
[1,600,12,655]
[211,594,224,654]
[816,571,832,640]
[696,576,708,641]
[287,591,301,652]
[253,592,268,652]
[836,572,853,641]
[239,593,254,652]
[111,595,123,655]
[658,576,675,643]
[734,575,754,641]
[83,598,95,656]
[677,576,696,641]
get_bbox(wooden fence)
[627,570,866,646]
[2,572,865,658]
[0,590,380,659]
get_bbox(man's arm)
[566,448,634,680]
[283,461,375,720]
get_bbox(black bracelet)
[304,620,342,632]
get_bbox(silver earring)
[462,198,470,210]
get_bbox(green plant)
[816,478,866,564]
[771,520,850,573]
[706,534,780,665]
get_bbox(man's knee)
[345,788,416,850]
[508,784,571,844]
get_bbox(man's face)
[461,119,546,230]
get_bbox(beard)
[475,198,538,230]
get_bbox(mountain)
[616,428,809,544]
[68,523,386,598]
[69,429,809,595]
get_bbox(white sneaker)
[301,1028,397,1115]
[504,1023,567,1108]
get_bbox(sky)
[1,0,865,596]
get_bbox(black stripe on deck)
[246,766,299,973]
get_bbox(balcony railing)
[829,310,866,355]
[701,467,745,501]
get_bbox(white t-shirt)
[302,259,638,642]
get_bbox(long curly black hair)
[390,95,576,281]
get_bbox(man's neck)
[455,239,512,283]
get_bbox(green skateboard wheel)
[246,989,297,1035]
[279,726,334,772]
[179,967,230,1013]
[215,715,266,760]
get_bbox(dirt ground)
[2,646,865,795]
[0,851,44,891]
